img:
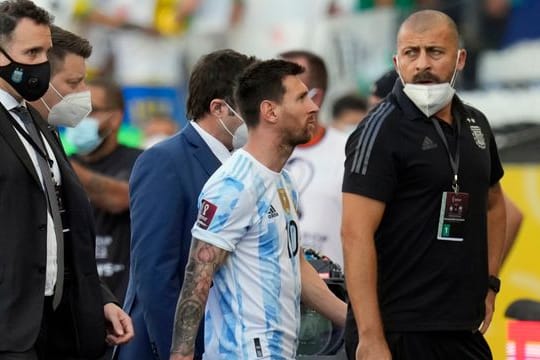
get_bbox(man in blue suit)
[116,49,256,360]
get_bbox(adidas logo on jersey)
[422,136,438,150]
[267,205,279,219]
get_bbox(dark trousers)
[0,353,37,360]
[0,297,53,360]
[345,328,492,360]
[0,285,104,360]
[389,331,491,360]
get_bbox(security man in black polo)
[341,10,506,360]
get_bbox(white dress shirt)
[191,120,231,164]
[0,88,61,296]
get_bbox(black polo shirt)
[72,144,142,303]
[342,81,504,332]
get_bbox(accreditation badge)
[437,192,470,241]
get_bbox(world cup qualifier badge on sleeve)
[197,199,218,230]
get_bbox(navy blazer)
[117,123,222,360]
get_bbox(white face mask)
[402,83,455,118]
[218,101,248,150]
[41,83,92,127]
[396,50,461,117]
[232,122,248,149]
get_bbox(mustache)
[412,72,441,83]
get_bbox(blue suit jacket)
[117,124,221,360]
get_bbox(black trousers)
[345,328,492,360]
[0,297,53,360]
[0,353,37,360]
[1,281,103,360]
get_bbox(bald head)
[398,10,459,49]
[393,9,466,87]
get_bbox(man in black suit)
[0,1,133,359]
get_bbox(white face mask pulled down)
[396,50,461,118]
[41,83,92,127]
[218,101,248,150]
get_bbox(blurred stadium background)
[35,0,540,358]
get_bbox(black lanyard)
[2,104,54,168]
[431,117,460,193]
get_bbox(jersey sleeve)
[192,175,254,252]
[471,107,504,186]
[487,122,504,186]
[342,108,397,202]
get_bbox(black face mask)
[0,47,50,101]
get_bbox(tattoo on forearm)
[171,239,228,355]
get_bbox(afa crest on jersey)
[469,124,486,149]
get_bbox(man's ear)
[456,48,467,72]
[260,100,278,124]
[209,99,227,118]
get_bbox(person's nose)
[78,81,89,92]
[308,97,319,114]
[415,50,431,73]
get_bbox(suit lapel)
[0,105,42,187]
[184,124,223,176]
[29,106,82,193]
[31,106,67,164]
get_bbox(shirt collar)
[0,88,24,111]
[191,120,231,164]
[391,79,424,121]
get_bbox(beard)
[286,126,313,147]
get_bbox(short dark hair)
[332,94,367,119]
[280,50,328,91]
[186,49,256,120]
[0,0,53,46]
[234,59,304,128]
[88,78,125,111]
[48,25,92,75]
[371,69,398,99]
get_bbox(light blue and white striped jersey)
[192,149,302,360]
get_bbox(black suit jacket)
[0,104,114,357]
